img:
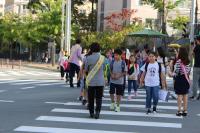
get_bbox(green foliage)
[168,16,189,30]
[82,24,143,50]
[142,0,183,11]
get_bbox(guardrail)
[0,58,22,69]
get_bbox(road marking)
[52,108,182,119]
[0,80,35,84]
[0,72,7,76]
[0,90,7,93]
[14,126,133,133]
[45,102,67,105]
[12,80,60,85]
[20,86,36,90]
[197,114,200,116]
[102,97,177,103]
[6,71,24,76]
[36,116,182,128]
[104,89,146,94]
[36,82,65,86]
[104,93,146,98]
[46,102,177,110]
[20,71,41,76]
[0,100,14,103]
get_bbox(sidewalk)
[22,62,59,72]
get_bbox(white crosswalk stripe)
[0,70,59,77]
[14,79,184,133]
[36,116,182,128]
[14,126,134,133]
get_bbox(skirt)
[174,75,190,95]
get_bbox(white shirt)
[141,62,165,87]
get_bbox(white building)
[0,0,5,17]
[5,0,29,15]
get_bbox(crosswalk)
[13,87,183,133]
[0,70,59,78]
[0,79,69,91]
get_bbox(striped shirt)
[174,59,190,76]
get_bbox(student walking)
[172,47,190,116]
[58,51,68,80]
[85,43,106,119]
[110,49,127,112]
[68,39,82,88]
[127,55,139,100]
[191,36,200,100]
[140,51,165,114]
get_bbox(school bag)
[110,60,126,73]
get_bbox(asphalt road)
[0,68,200,133]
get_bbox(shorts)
[110,83,123,96]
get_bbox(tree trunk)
[91,0,94,31]
[161,0,167,34]
[29,45,32,62]
[51,41,56,67]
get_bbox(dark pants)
[60,66,65,78]
[88,86,104,114]
[128,80,138,95]
[69,63,80,87]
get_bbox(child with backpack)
[140,51,166,114]
[127,55,139,100]
[110,49,127,112]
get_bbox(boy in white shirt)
[140,51,166,114]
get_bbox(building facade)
[5,0,29,15]
[97,0,158,31]
[0,0,5,17]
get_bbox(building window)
[123,0,127,9]
[145,19,157,29]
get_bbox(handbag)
[159,89,170,102]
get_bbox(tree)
[82,24,143,50]
[169,16,189,31]
[142,0,184,34]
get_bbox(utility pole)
[65,0,71,53]
[190,0,196,43]
[61,0,65,51]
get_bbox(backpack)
[128,63,138,75]
[110,60,126,73]
[144,62,162,87]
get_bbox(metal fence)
[0,58,22,69]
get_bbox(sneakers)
[127,95,132,100]
[133,92,138,97]
[190,96,196,100]
[77,96,83,101]
[146,109,151,114]
[115,105,120,112]
[153,106,157,113]
[197,94,200,100]
[110,103,115,111]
